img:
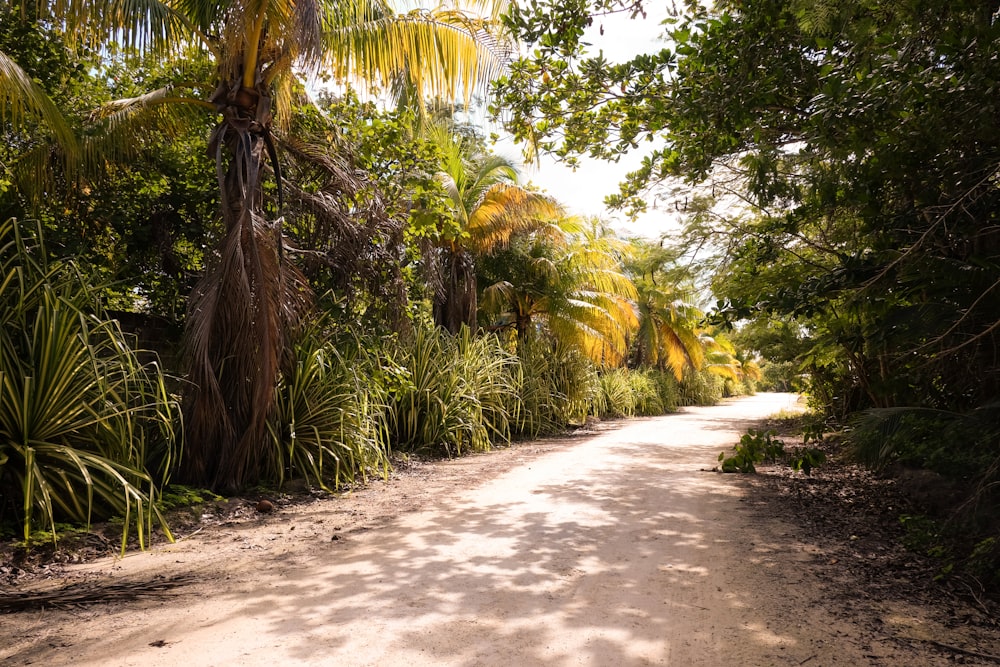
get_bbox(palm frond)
[0,50,78,158]
[467,184,563,253]
[323,1,509,103]
[51,0,194,55]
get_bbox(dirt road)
[1,394,983,665]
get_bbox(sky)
[492,5,681,240]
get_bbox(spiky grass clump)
[677,369,724,406]
[514,336,598,436]
[268,326,389,491]
[592,368,676,418]
[385,326,520,456]
[0,219,179,549]
[594,368,637,418]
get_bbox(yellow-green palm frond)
[665,321,705,377]
[416,0,511,24]
[49,0,198,56]
[463,153,518,207]
[700,332,736,355]
[547,297,633,367]
[435,171,470,228]
[570,265,638,301]
[466,184,563,253]
[424,118,469,180]
[704,346,740,381]
[741,357,763,382]
[632,276,707,379]
[323,0,509,104]
[0,50,77,158]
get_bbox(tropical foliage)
[423,117,564,332]
[0,0,765,550]
[382,326,520,456]
[0,218,178,547]
[268,324,390,491]
[626,242,703,379]
[480,217,638,365]
[495,0,1000,585]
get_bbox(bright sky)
[492,5,681,239]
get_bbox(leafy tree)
[495,0,1000,417]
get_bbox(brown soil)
[2,393,999,666]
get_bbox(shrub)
[630,371,664,416]
[514,336,597,435]
[678,369,724,406]
[595,368,637,418]
[0,219,179,548]
[268,325,389,490]
[384,326,519,456]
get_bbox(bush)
[678,369,724,406]
[384,326,519,456]
[590,368,681,419]
[648,369,680,413]
[595,368,637,418]
[630,371,664,416]
[267,325,389,491]
[514,336,597,436]
[758,360,802,392]
[848,407,997,477]
[0,219,179,548]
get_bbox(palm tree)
[11,0,511,492]
[626,241,706,379]
[702,334,763,387]
[480,217,638,366]
[425,117,563,332]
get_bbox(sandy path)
[3,394,935,665]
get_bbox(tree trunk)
[180,82,300,493]
[434,248,477,334]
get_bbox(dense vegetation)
[7,0,997,596]
[0,0,757,548]
[495,0,1000,590]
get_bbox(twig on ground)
[907,637,1000,663]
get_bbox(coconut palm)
[9,0,511,492]
[425,117,563,332]
[626,241,706,380]
[480,217,639,366]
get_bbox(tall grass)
[0,219,179,548]
[514,336,598,436]
[267,325,389,490]
[678,369,725,406]
[595,368,637,418]
[384,326,520,456]
[592,368,681,419]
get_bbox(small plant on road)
[719,428,826,475]
[719,429,785,473]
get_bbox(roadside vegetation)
[495,0,1000,602]
[4,0,995,607]
[0,1,757,552]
